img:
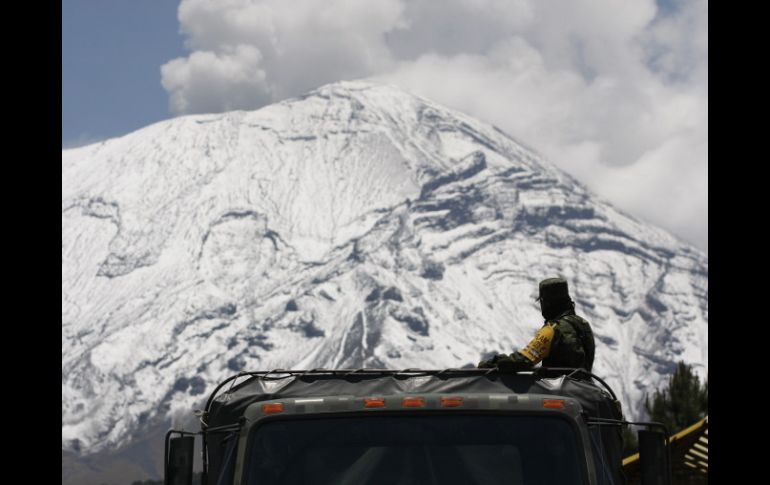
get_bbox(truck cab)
[166,369,669,485]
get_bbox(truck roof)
[205,368,622,429]
[199,369,627,485]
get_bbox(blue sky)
[61,0,707,252]
[62,0,185,147]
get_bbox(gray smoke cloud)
[161,0,707,252]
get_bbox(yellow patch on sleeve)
[519,324,555,363]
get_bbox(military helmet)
[536,277,571,302]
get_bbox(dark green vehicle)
[165,368,670,485]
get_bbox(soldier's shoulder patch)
[519,324,555,363]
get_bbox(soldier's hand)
[478,354,504,368]
[494,355,517,371]
[497,353,534,372]
[477,358,495,368]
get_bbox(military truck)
[165,368,671,485]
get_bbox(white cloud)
[550,121,708,253]
[161,45,271,113]
[165,0,403,107]
[161,0,708,252]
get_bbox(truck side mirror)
[638,429,670,485]
[165,434,195,485]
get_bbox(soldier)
[479,277,595,372]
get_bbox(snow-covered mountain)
[62,80,707,462]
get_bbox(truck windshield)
[245,415,586,485]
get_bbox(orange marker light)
[543,399,565,409]
[441,397,464,408]
[262,403,284,414]
[402,397,426,408]
[364,398,386,408]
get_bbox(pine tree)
[645,361,708,435]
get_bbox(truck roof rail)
[203,367,618,418]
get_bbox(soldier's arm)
[517,323,557,365]
[477,352,532,371]
[476,324,558,370]
[478,352,526,366]
[477,322,567,370]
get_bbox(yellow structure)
[622,416,708,484]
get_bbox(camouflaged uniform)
[479,278,595,372]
